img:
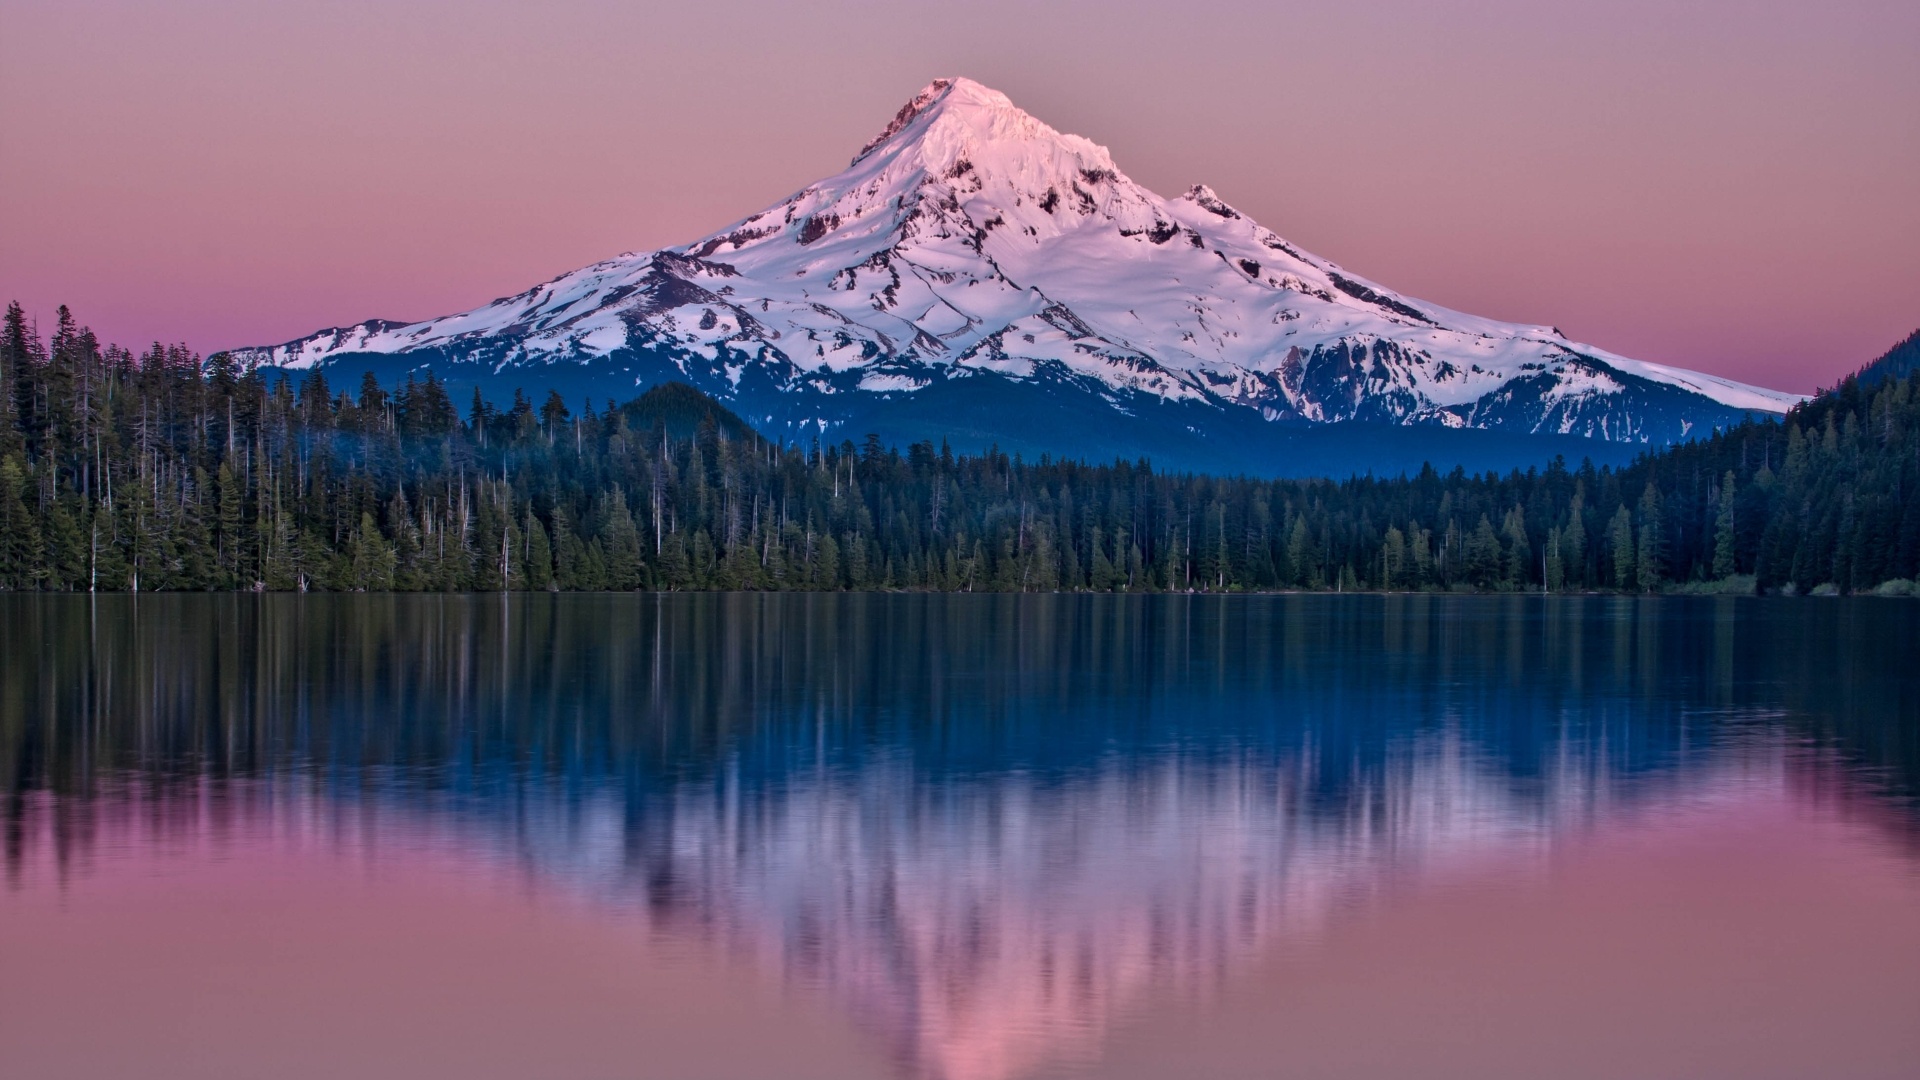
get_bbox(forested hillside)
[1856,329,1920,387]
[2,303,1916,595]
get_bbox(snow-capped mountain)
[232,78,1800,474]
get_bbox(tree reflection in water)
[3,594,1915,1080]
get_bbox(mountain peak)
[853,78,953,164]
[849,77,1116,182]
[853,78,1018,163]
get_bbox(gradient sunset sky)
[4,0,1915,392]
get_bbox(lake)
[2,594,1916,1080]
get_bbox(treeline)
[2,302,1917,594]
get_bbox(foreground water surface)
[2,594,1917,1080]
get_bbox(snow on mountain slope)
[233,78,1800,453]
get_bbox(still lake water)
[2,594,1916,1080]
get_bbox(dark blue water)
[3,595,1916,1080]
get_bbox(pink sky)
[3,0,1915,393]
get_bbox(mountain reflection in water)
[3,595,1916,1080]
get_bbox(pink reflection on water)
[3,737,1917,1080]
[0,789,892,1080]
[1089,759,1920,1080]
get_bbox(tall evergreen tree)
[1712,471,1738,579]
[1610,506,1636,590]
[1636,483,1665,592]
[0,454,42,588]
[602,491,644,590]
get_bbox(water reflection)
[4,595,1917,1080]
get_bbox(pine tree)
[1610,505,1636,590]
[602,491,644,590]
[469,387,492,446]
[262,496,298,591]
[350,512,396,590]
[388,490,423,589]
[0,302,27,460]
[1286,516,1313,588]
[1562,489,1588,588]
[357,372,388,428]
[0,454,42,588]
[215,462,244,587]
[1029,523,1061,591]
[550,506,583,590]
[118,465,157,591]
[814,532,841,590]
[577,538,610,591]
[846,531,871,588]
[1712,470,1737,579]
[539,391,569,445]
[1465,515,1503,588]
[1089,527,1117,591]
[173,468,214,589]
[1500,505,1529,587]
[525,512,554,591]
[658,530,692,590]
[1636,483,1664,591]
[1382,525,1406,590]
[689,530,717,588]
[471,487,505,590]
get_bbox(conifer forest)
[2,303,1916,596]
